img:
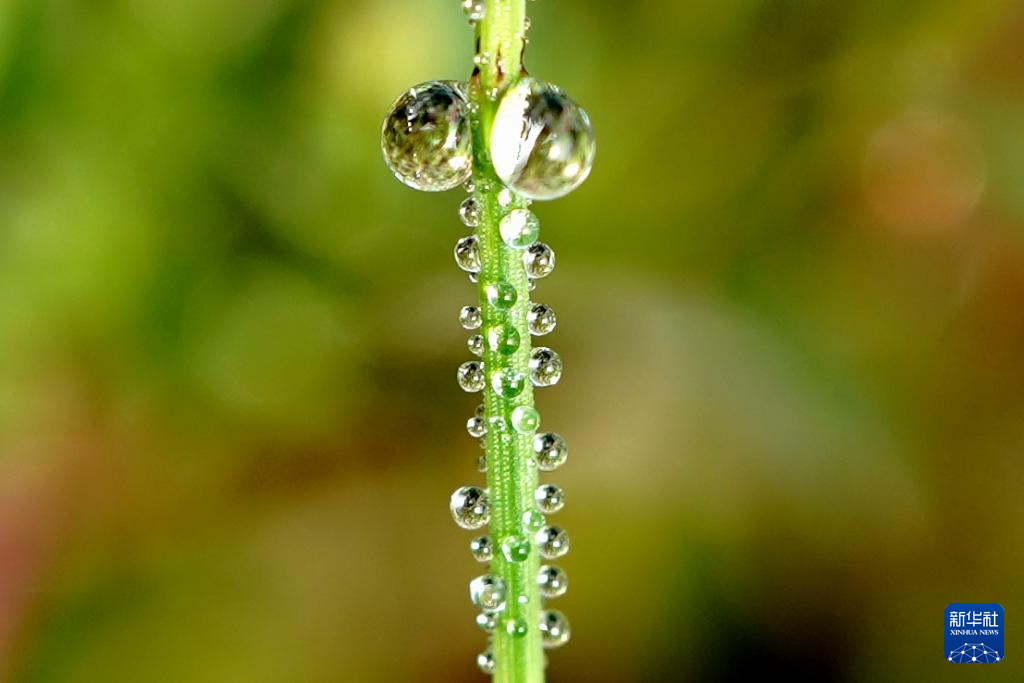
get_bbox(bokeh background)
[1,0,1023,681]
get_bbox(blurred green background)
[1,0,1023,681]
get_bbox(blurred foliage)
[1,0,1024,681]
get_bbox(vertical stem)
[470,2,541,682]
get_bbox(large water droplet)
[534,432,568,471]
[511,406,541,433]
[491,368,526,398]
[484,282,517,310]
[459,305,482,330]
[450,486,490,529]
[457,360,485,392]
[476,648,495,675]
[527,303,557,335]
[501,535,532,562]
[485,324,520,355]
[500,209,540,249]
[539,610,572,649]
[462,0,486,25]
[476,612,497,632]
[381,81,472,192]
[470,535,493,562]
[454,235,481,273]
[459,196,481,227]
[536,526,570,559]
[490,77,595,200]
[467,334,484,357]
[523,243,555,279]
[529,347,562,387]
[469,575,507,613]
[537,565,568,599]
[534,484,564,513]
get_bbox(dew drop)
[457,360,485,392]
[470,535,493,562]
[539,610,572,649]
[485,324,520,355]
[534,484,564,513]
[490,77,596,200]
[497,187,515,207]
[534,432,567,471]
[523,242,555,279]
[467,334,484,357]
[511,406,541,433]
[462,0,486,24]
[474,51,492,67]
[469,575,507,613]
[522,509,546,532]
[459,196,481,227]
[536,526,570,559]
[381,81,473,192]
[488,415,509,433]
[491,368,526,398]
[484,282,517,310]
[476,649,495,675]
[450,486,490,529]
[506,618,529,638]
[459,305,482,330]
[537,565,568,599]
[464,179,476,194]
[466,412,487,438]
[527,303,557,335]
[500,209,541,249]
[476,612,497,632]
[500,535,532,562]
[529,347,562,387]
[454,235,481,273]
[476,454,488,472]
[468,272,479,284]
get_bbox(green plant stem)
[470,2,542,682]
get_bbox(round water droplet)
[527,303,557,335]
[476,648,495,675]
[491,368,526,398]
[537,565,568,599]
[523,242,555,279]
[459,305,482,330]
[484,282,517,310]
[522,509,546,532]
[462,0,486,24]
[467,334,484,357]
[475,612,497,632]
[457,360,485,392]
[534,484,564,513]
[500,209,541,249]
[466,413,487,438]
[485,324,520,355]
[511,406,541,433]
[382,81,473,192]
[539,610,572,649]
[454,235,481,273]
[450,486,490,529]
[534,432,567,470]
[490,77,596,200]
[469,575,507,613]
[529,347,562,387]
[470,535,493,562]
[464,179,476,194]
[459,196,480,227]
[536,526,569,559]
[501,535,531,562]
[506,618,529,638]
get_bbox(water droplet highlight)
[534,484,564,513]
[469,575,507,613]
[511,406,541,433]
[461,0,486,24]
[527,303,557,335]
[539,609,572,649]
[500,209,541,249]
[491,368,526,398]
[450,486,490,529]
[536,526,569,559]
[501,535,531,562]
[484,282,517,310]
[459,196,480,227]
[381,81,473,192]
[529,347,562,387]
[537,565,568,599]
[490,77,596,200]
[506,618,529,638]
[534,432,568,471]
[457,360,485,392]
[454,235,481,273]
[485,324,520,355]
[470,535,493,562]
[459,305,482,330]
[523,242,555,279]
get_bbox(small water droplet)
[474,51,492,67]
[470,535,493,562]
[486,87,499,101]
[468,272,479,284]
[484,282,518,310]
[454,235,481,273]
[488,415,509,433]
[527,303,557,335]
[511,405,541,433]
[461,0,486,24]
[537,565,568,599]
[476,648,495,674]
[497,188,515,207]
[539,610,572,649]
[467,334,484,356]
[467,412,487,438]
[457,360,485,392]
[534,484,564,513]
[500,535,531,562]
[506,618,529,638]
[529,347,562,387]
[536,526,569,559]
[491,368,526,398]
[381,81,473,192]
[469,575,507,613]
[476,454,487,472]
[450,486,490,529]
[464,179,476,194]
[490,77,595,200]
[459,196,481,227]
[500,209,541,249]
[522,509,546,532]
[534,432,567,470]
[459,305,482,330]
[475,612,497,632]
[523,242,555,279]
[485,324,520,355]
